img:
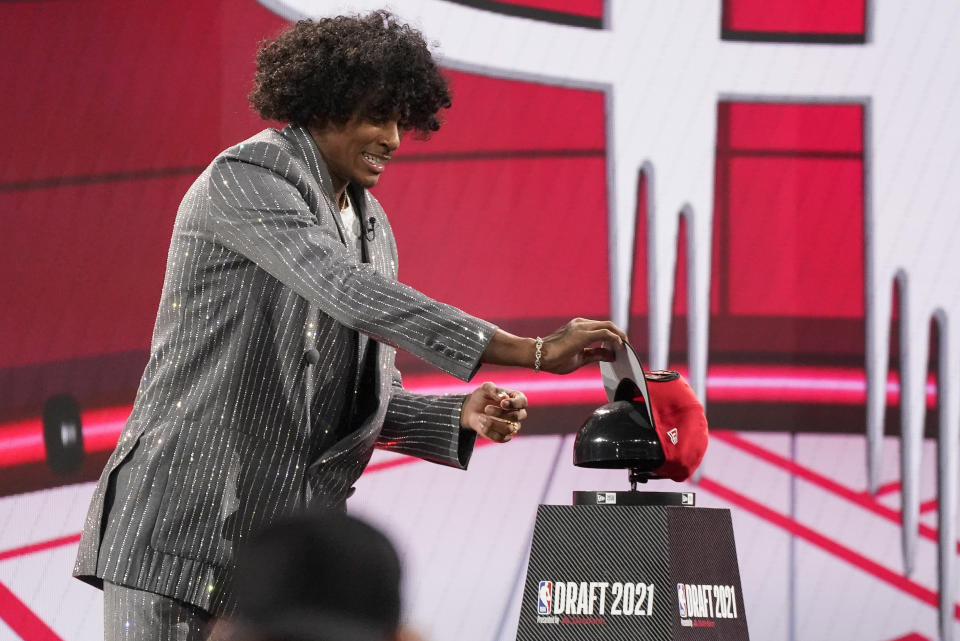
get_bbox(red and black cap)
[597,343,709,482]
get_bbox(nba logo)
[677,584,688,618]
[537,581,552,615]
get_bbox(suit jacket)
[73,124,496,614]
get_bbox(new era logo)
[667,428,679,445]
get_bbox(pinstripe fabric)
[103,581,212,641]
[74,124,496,615]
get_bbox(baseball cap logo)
[667,428,679,445]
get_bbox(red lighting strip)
[0,406,129,467]
[0,365,938,468]
[705,367,937,406]
[405,365,937,406]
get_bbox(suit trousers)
[103,581,213,641]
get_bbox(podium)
[515,499,749,640]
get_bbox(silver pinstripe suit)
[74,124,496,616]
[102,581,211,640]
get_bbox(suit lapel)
[347,185,385,382]
[282,124,358,259]
[284,127,393,452]
[347,184,388,274]
[351,191,396,436]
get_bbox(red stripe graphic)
[360,436,959,617]
[0,534,82,563]
[0,581,64,641]
[0,533,83,639]
[874,481,902,497]
[696,476,960,620]
[0,433,952,636]
[711,431,957,553]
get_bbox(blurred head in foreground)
[226,511,416,641]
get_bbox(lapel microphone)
[365,216,376,241]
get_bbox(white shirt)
[339,194,369,365]
[339,194,363,258]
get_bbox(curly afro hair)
[249,11,451,136]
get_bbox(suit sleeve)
[206,147,496,382]
[376,368,477,470]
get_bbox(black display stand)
[515,504,749,640]
[573,490,696,506]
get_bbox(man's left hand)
[460,381,528,443]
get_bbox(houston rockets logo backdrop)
[1,1,959,639]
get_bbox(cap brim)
[599,342,655,430]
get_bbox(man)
[74,11,627,640]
